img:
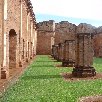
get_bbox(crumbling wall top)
[96,26,102,34]
[55,21,77,33]
[37,20,55,32]
[77,23,96,33]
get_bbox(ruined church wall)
[37,20,55,55]
[55,21,76,45]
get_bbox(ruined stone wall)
[76,23,96,33]
[37,20,55,55]
[5,0,21,69]
[0,0,37,79]
[93,26,102,57]
[55,21,76,45]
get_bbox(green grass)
[0,56,102,102]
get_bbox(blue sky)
[31,0,102,27]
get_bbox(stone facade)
[0,0,37,79]
[76,23,96,33]
[55,21,76,45]
[37,20,55,55]
[93,27,102,57]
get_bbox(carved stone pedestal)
[19,61,22,67]
[72,66,96,77]
[1,68,9,79]
[30,56,32,59]
[26,58,29,62]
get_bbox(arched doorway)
[9,29,17,69]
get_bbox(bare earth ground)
[0,57,35,97]
[61,73,102,82]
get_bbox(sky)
[31,0,102,27]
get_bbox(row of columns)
[51,33,96,77]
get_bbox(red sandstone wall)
[5,0,21,69]
[55,21,76,45]
[37,20,55,55]
[37,31,54,55]
[0,0,37,79]
[93,33,102,57]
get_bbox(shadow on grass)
[31,65,54,67]
[22,75,62,80]
[35,61,54,62]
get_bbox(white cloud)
[31,0,102,20]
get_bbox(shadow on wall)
[21,75,62,80]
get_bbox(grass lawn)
[0,55,102,102]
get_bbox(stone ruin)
[93,26,102,57]
[72,33,96,77]
[37,20,55,55]
[62,40,75,67]
[51,22,97,77]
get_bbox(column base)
[72,66,96,77]
[26,58,29,62]
[19,61,22,67]
[1,68,9,79]
[62,61,75,67]
[30,56,32,59]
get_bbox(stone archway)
[9,29,17,69]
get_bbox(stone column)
[57,43,64,62]
[99,46,102,57]
[72,33,96,77]
[19,0,23,67]
[53,45,58,60]
[0,0,4,79]
[62,40,75,67]
[51,45,54,57]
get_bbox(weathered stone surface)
[0,0,37,79]
[37,20,55,55]
[55,21,76,45]
[77,23,96,33]
[72,33,96,77]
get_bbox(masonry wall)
[55,21,76,45]
[5,0,21,70]
[37,20,55,55]
[1,0,37,79]
[93,31,102,57]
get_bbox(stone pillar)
[26,12,30,62]
[57,43,64,62]
[51,45,54,57]
[99,46,102,57]
[52,45,58,60]
[19,0,23,67]
[72,33,96,77]
[62,40,75,67]
[0,0,4,79]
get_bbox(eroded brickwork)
[93,27,102,57]
[37,20,55,55]
[0,0,37,79]
[55,21,76,45]
[72,33,96,77]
